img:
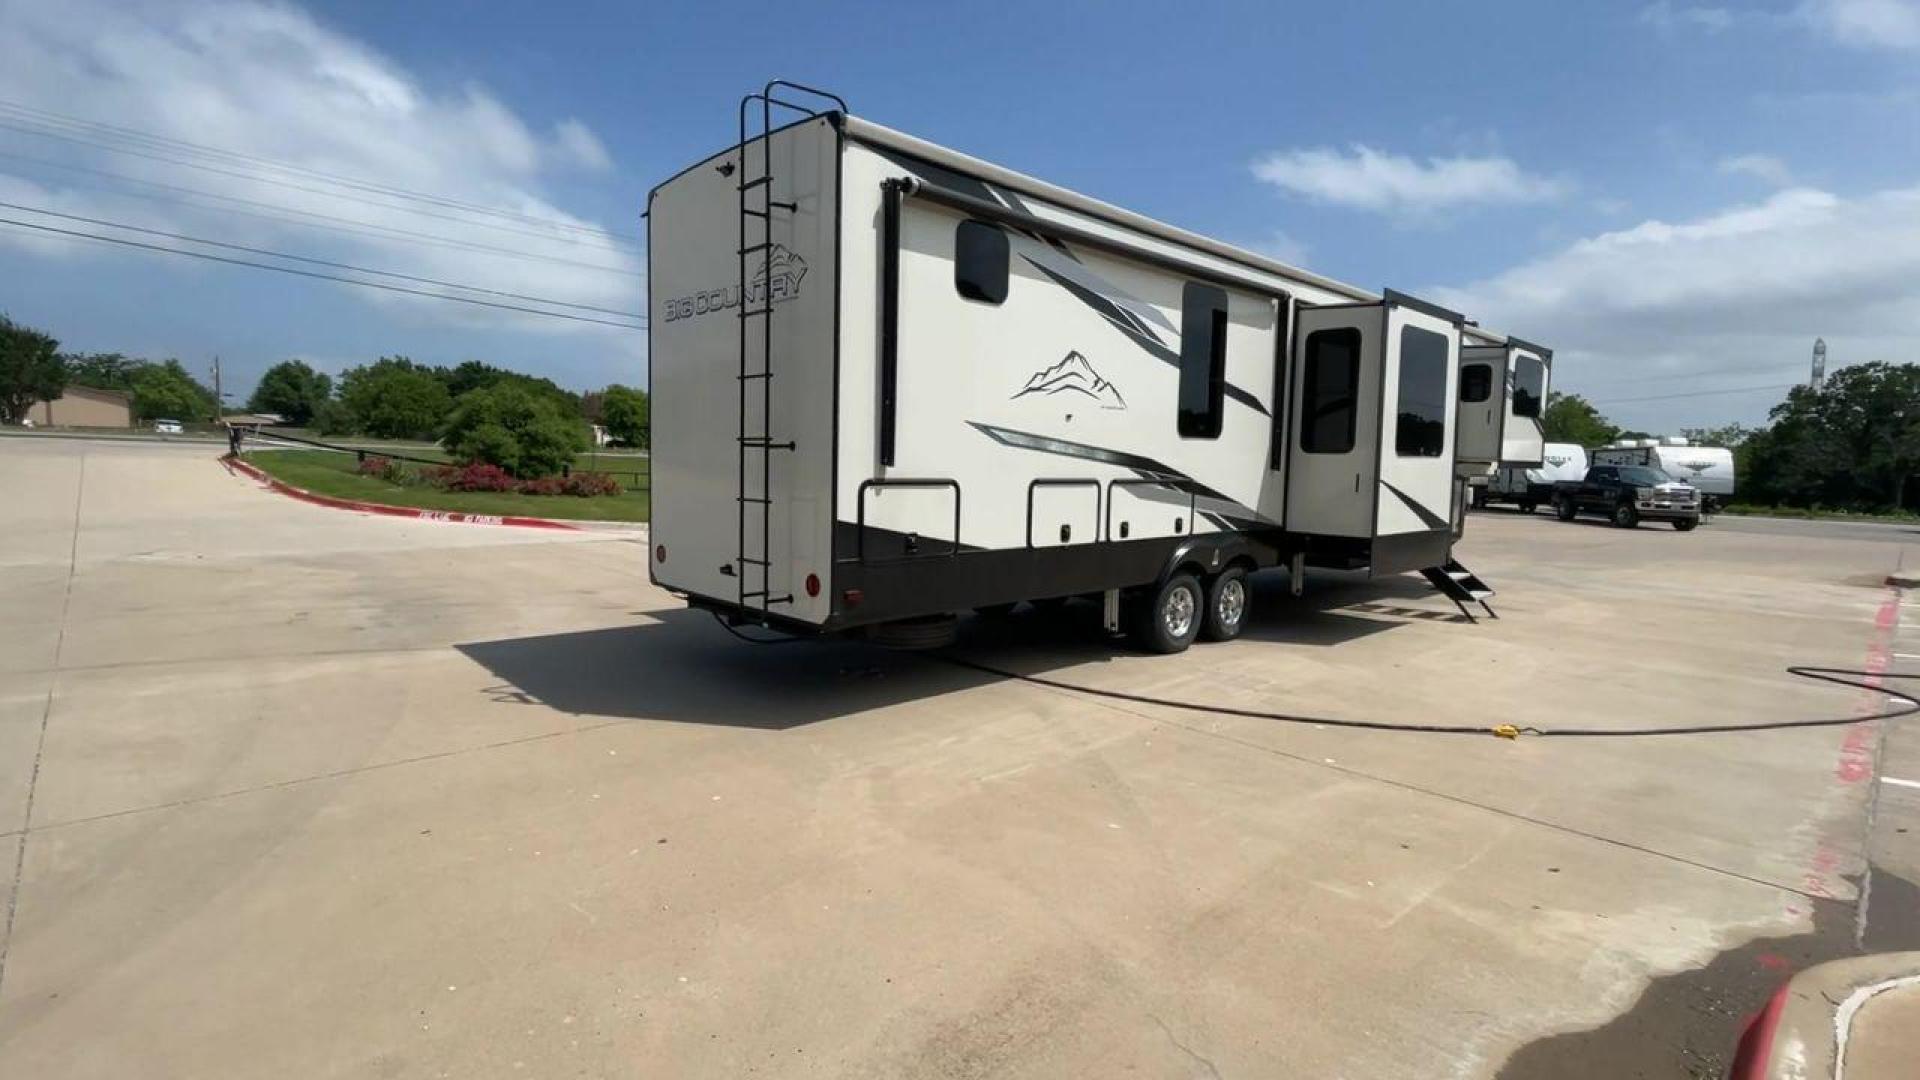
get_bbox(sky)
[1,0,1917,434]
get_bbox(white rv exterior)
[647,88,1550,644]
[1592,440,1736,502]
[1483,442,1587,511]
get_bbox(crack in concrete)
[0,447,85,998]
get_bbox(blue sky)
[2,0,1918,433]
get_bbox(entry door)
[1285,304,1384,539]
[1372,306,1459,571]
[1454,345,1505,465]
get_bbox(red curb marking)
[223,455,580,531]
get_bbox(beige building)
[26,385,133,428]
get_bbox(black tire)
[867,614,958,650]
[1555,497,1578,522]
[1517,500,1536,514]
[1200,566,1250,642]
[1673,517,1698,532]
[1612,501,1639,529]
[1471,487,1489,509]
[1130,573,1203,654]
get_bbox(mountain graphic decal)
[1012,351,1126,410]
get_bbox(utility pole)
[211,355,222,422]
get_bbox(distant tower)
[1811,338,1827,389]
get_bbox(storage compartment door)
[1284,306,1383,539]
[1372,307,1458,573]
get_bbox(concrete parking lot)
[2,436,1916,1078]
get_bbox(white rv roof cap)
[843,115,1517,348]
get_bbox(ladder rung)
[737,307,771,318]
[741,590,769,599]
[738,242,773,254]
[737,556,771,565]
[739,176,773,190]
[738,372,773,381]
[742,207,769,219]
[737,496,772,504]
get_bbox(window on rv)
[1178,282,1229,438]
[1460,362,1493,403]
[954,219,1010,304]
[1396,326,1449,458]
[1300,327,1361,454]
[1512,356,1544,418]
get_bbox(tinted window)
[1178,282,1229,438]
[1395,326,1449,458]
[954,219,1008,304]
[1620,466,1673,486]
[1512,356,1544,418]
[1460,362,1493,403]
[1300,327,1360,454]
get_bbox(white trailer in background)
[1457,337,1552,513]
[1478,442,1588,512]
[647,83,1555,648]
[1592,438,1736,511]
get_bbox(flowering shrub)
[516,474,566,496]
[429,462,517,492]
[356,455,407,484]
[561,471,622,497]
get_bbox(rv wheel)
[1200,567,1249,642]
[1132,573,1203,654]
[1611,502,1639,529]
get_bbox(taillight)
[842,588,863,607]
[655,545,666,562]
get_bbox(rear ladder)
[730,80,845,616]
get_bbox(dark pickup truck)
[1552,465,1701,530]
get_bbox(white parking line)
[1882,776,1920,790]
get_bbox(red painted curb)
[223,455,582,531]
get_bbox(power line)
[0,148,644,278]
[1588,383,1798,405]
[0,215,644,331]
[0,200,643,319]
[0,98,644,245]
[0,115,643,255]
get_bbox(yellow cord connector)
[1490,724,1521,740]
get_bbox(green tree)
[600,384,648,448]
[130,359,216,422]
[1680,423,1755,448]
[1540,391,1619,448]
[0,315,66,423]
[61,351,139,393]
[441,382,587,477]
[248,359,334,425]
[435,360,581,416]
[1743,364,1920,511]
[310,397,354,437]
[337,356,453,440]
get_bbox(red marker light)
[842,588,863,607]
[655,545,666,563]
[805,573,820,598]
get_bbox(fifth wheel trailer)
[647,84,1552,650]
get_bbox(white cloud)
[1799,0,1920,49]
[1718,153,1793,186]
[1251,145,1566,215]
[1639,2,1737,33]
[1432,184,1920,427]
[0,0,640,337]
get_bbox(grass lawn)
[246,449,649,523]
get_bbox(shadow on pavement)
[455,568,1447,729]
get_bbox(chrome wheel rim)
[1164,585,1196,639]
[1217,578,1245,630]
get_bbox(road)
[2,436,1916,1078]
